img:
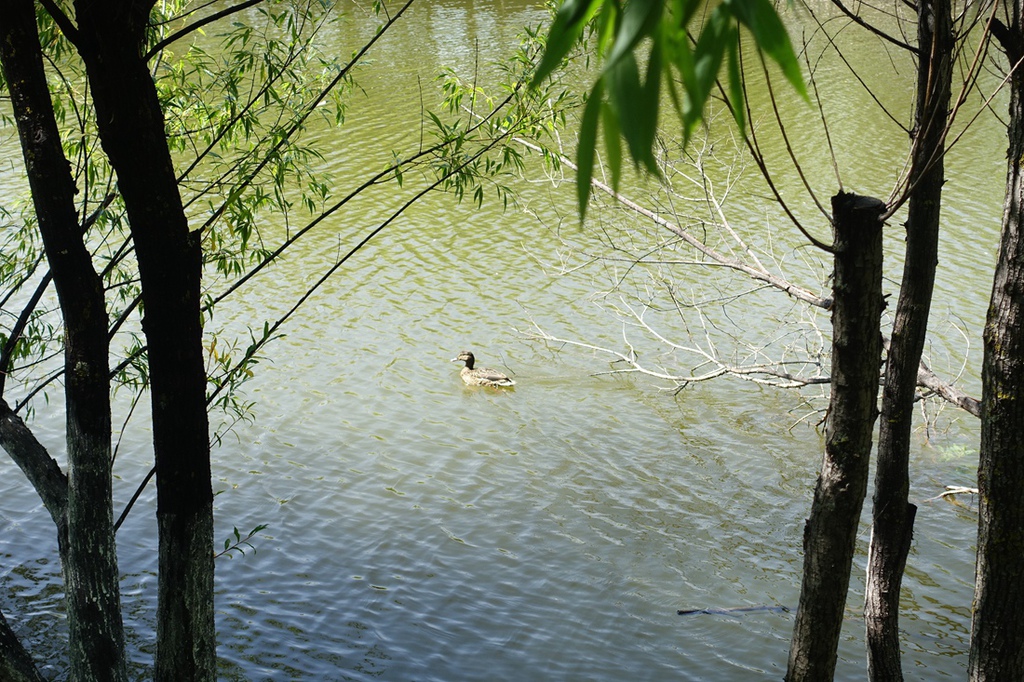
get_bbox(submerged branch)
[520,315,829,392]
[525,315,980,416]
[911,349,981,417]
[514,136,980,417]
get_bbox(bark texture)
[0,399,67,526]
[0,401,65,680]
[786,192,885,681]
[73,3,216,679]
[970,6,1024,677]
[0,609,44,682]
[865,0,951,678]
[0,2,126,679]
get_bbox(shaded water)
[0,0,999,679]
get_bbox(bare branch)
[915,361,981,417]
[520,300,830,392]
[144,0,265,61]
[924,485,979,503]
[515,134,834,309]
[827,0,918,53]
[516,137,981,417]
[0,273,52,396]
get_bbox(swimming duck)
[451,350,516,387]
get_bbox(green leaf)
[604,50,659,174]
[670,28,696,108]
[725,24,746,133]
[594,0,619,56]
[664,74,685,136]
[682,6,729,137]
[531,0,603,87]
[724,0,807,100]
[638,37,662,171]
[601,101,622,192]
[605,0,663,68]
[576,81,604,220]
[671,0,706,30]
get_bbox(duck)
[451,350,516,387]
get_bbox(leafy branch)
[531,0,808,217]
[214,524,269,560]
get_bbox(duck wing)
[478,367,515,385]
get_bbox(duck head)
[451,350,475,369]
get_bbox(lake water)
[0,0,1002,679]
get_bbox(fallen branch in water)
[678,604,791,616]
[925,485,980,503]
[514,135,980,417]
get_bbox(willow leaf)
[605,0,663,68]
[606,51,659,173]
[577,82,604,219]
[683,6,729,136]
[725,0,807,99]
[601,100,622,192]
[725,24,745,133]
[531,0,602,87]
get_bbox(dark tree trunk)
[0,400,62,680]
[73,3,216,679]
[786,192,885,681]
[0,400,67,527]
[0,609,44,682]
[0,400,68,678]
[0,2,126,679]
[864,0,952,678]
[970,5,1024,678]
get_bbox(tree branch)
[913,352,981,417]
[0,398,67,528]
[0,608,44,682]
[828,0,919,53]
[0,273,52,396]
[516,129,983,417]
[144,0,264,61]
[38,0,79,47]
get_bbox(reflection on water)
[0,0,992,679]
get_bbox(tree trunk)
[0,401,66,681]
[864,0,951,678]
[0,2,126,679]
[0,400,68,527]
[786,192,885,681]
[0,609,44,682]
[970,5,1024,677]
[73,3,216,679]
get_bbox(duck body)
[451,350,515,387]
